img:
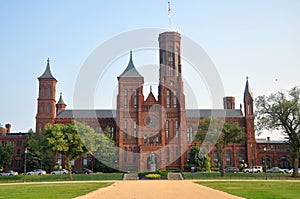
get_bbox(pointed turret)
[39,58,56,79]
[244,76,253,101]
[56,92,67,113]
[118,50,142,78]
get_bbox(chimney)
[267,137,270,141]
[223,96,235,109]
[5,123,11,133]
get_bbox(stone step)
[168,173,183,180]
[123,172,138,180]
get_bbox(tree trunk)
[65,154,73,180]
[219,150,225,177]
[293,157,299,178]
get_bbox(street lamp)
[23,148,28,183]
[263,147,267,180]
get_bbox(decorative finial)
[168,1,171,29]
[60,92,62,97]
[47,58,50,65]
[246,76,248,81]
[150,85,152,93]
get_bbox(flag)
[168,1,171,17]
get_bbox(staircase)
[168,173,183,180]
[123,172,138,180]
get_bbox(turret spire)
[39,58,56,79]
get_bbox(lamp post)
[263,147,267,180]
[23,148,28,183]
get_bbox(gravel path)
[74,180,244,199]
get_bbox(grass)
[0,173,124,183]
[182,172,297,180]
[0,182,112,199]
[196,181,300,199]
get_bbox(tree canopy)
[255,86,300,177]
[196,118,244,176]
[0,143,13,171]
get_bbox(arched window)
[134,89,137,108]
[47,85,51,97]
[166,147,169,164]
[124,89,128,108]
[83,154,88,166]
[226,150,232,166]
[124,121,127,139]
[248,100,253,115]
[166,90,170,108]
[133,121,137,138]
[165,120,169,139]
[133,147,137,163]
[41,86,45,97]
[47,103,51,113]
[124,147,127,162]
[40,104,44,113]
[238,150,245,163]
[173,91,177,108]
[175,120,179,138]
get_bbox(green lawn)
[196,181,300,199]
[0,182,112,199]
[0,173,124,183]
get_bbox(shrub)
[156,170,168,177]
[145,173,161,179]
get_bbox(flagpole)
[168,1,171,29]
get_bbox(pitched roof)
[57,92,66,105]
[244,77,253,100]
[56,109,243,119]
[39,58,56,79]
[186,109,243,118]
[118,50,142,78]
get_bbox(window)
[124,89,128,108]
[124,121,127,139]
[144,135,147,144]
[47,85,51,97]
[47,103,51,113]
[156,135,159,144]
[187,127,193,142]
[168,48,173,75]
[175,120,179,138]
[173,91,177,108]
[41,86,45,97]
[40,104,44,113]
[166,90,170,108]
[162,51,166,76]
[166,147,169,164]
[226,150,232,166]
[166,120,169,139]
[57,154,62,166]
[248,100,253,115]
[71,159,75,166]
[175,48,179,76]
[176,147,179,163]
[124,147,127,162]
[133,147,137,163]
[83,154,88,166]
[213,151,218,162]
[149,135,153,144]
[133,121,137,138]
[238,150,245,163]
[134,89,137,108]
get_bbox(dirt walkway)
[74,180,244,199]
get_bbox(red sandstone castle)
[1,31,290,172]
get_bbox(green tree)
[24,129,52,172]
[45,121,89,180]
[188,146,211,172]
[0,143,13,171]
[79,125,118,172]
[196,118,244,177]
[255,86,300,177]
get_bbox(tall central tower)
[158,32,187,170]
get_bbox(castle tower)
[36,58,57,132]
[56,92,67,113]
[223,96,235,109]
[158,31,187,170]
[243,77,257,166]
[117,51,144,171]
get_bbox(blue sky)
[0,1,299,139]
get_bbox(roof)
[57,92,66,105]
[186,109,243,118]
[39,58,56,79]
[56,109,243,119]
[244,77,253,100]
[56,110,116,119]
[118,50,142,78]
